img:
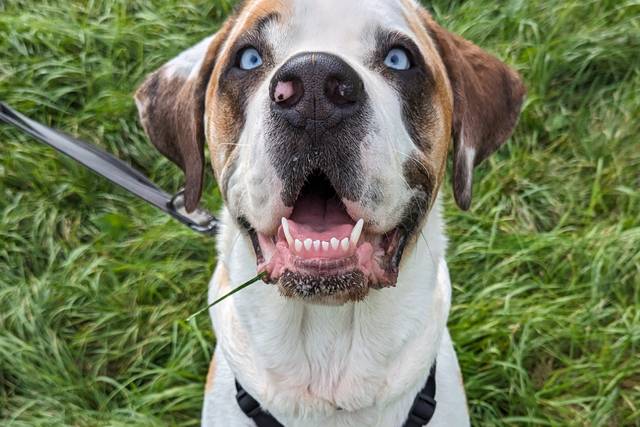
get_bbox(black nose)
[269,52,366,129]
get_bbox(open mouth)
[241,171,411,302]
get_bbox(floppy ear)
[134,25,232,212]
[426,16,526,210]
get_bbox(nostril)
[272,78,304,108]
[325,76,362,107]
[275,81,294,102]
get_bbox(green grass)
[0,0,638,425]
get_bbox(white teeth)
[350,218,364,247]
[340,237,350,251]
[288,231,358,254]
[330,237,340,250]
[281,217,293,246]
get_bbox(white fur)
[164,35,213,80]
[465,146,476,191]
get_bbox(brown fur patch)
[205,354,217,394]
[234,0,287,36]
[205,0,291,191]
[399,1,453,202]
[214,262,231,294]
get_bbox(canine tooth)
[350,218,364,246]
[340,237,350,251]
[322,241,330,251]
[313,240,320,251]
[304,238,313,251]
[281,217,293,246]
[295,239,303,252]
[330,238,340,250]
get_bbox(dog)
[134,0,525,425]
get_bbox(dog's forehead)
[288,0,409,37]
[238,0,415,57]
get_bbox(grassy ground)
[0,0,638,425]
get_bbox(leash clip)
[168,189,218,236]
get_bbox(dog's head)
[135,0,525,304]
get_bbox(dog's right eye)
[238,47,263,70]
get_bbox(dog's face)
[136,0,525,304]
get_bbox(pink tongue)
[287,192,354,239]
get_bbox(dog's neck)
[210,197,451,422]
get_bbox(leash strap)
[0,102,218,236]
[235,363,436,427]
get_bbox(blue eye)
[239,47,263,70]
[384,48,411,70]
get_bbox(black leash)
[0,102,219,236]
[235,363,437,427]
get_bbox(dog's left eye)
[239,47,263,70]
[384,48,411,71]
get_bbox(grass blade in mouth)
[186,272,267,321]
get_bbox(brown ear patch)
[135,19,236,211]
[136,72,206,211]
[420,11,526,210]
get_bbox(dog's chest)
[294,305,394,407]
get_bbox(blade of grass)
[186,272,267,322]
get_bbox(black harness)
[1,103,438,426]
[235,363,437,427]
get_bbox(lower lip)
[293,254,358,274]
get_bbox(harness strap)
[402,363,437,427]
[235,363,437,427]
[235,381,284,427]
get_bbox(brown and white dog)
[135,0,525,425]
